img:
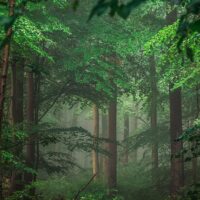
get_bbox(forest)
[0,0,200,199]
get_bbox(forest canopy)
[0,0,200,200]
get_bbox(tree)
[166,7,184,197]
[123,112,129,165]
[92,104,99,180]
[0,0,15,198]
[24,70,35,198]
[149,55,159,188]
[107,95,117,196]
[9,57,24,194]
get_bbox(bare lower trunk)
[101,112,108,181]
[92,104,99,180]
[24,71,35,199]
[192,86,199,183]
[108,100,117,196]
[132,103,138,162]
[123,113,129,165]
[9,58,24,194]
[149,55,159,187]
[169,86,184,197]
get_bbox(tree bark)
[192,86,199,183]
[169,86,184,197]
[9,58,24,194]
[149,55,159,187]
[132,103,138,162]
[24,71,35,198]
[166,6,184,198]
[123,113,129,165]
[0,0,15,198]
[108,99,117,196]
[92,104,99,180]
[101,112,108,180]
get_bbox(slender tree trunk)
[132,103,138,162]
[0,0,15,198]
[24,71,35,198]
[101,112,108,181]
[169,86,184,197]
[92,104,99,180]
[34,73,41,178]
[108,99,117,196]
[149,55,159,187]
[9,58,24,194]
[123,113,129,165]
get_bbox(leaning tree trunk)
[0,0,15,198]
[123,113,129,165]
[9,58,24,194]
[108,99,117,196]
[149,55,159,188]
[92,104,99,180]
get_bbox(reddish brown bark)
[166,6,184,198]
[92,104,99,180]
[0,0,15,198]
[169,86,184,197]
[9,58,24,194]
[108,100,117,196]
[101,112,108,181]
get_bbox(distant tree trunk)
[101,112,108,181]
[72,104,78,126]
[24,71,35,198]
[169,86,184,197]
[132,103,138,162]
[108,99,117,196]
[149,55,159,187]
[92,104,99,180]
[123,113,129,165]
[9,58,24,194]
[0,0,15,198]
[34,73,41,177]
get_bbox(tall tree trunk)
[108,99,117,196]
[169,86,184,197]
[123,113,129,165]
[24,71,35,198]
[149,55,159,187]
[34,73,41,178]
[0,0,15,198]
[192,86,199,183]
[132,103,138,162]
[9,58,24,194]
[102,112,108,179]
[92,104,99,180]
[166,5,184,198]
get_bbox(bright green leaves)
[14,16,54,60]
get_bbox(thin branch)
[73,173,97,200]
